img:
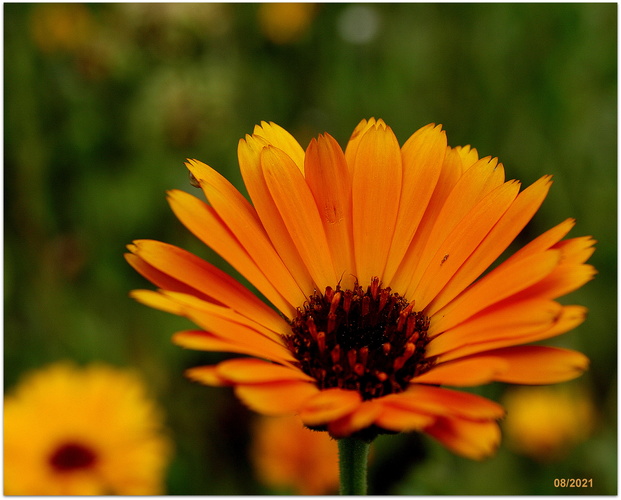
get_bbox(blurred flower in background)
[4,362,172,495]
[29,3,93,54]
[29,3,113,81]
[250,415,339,494]
[502,385,597,462]
[258,3,318,45]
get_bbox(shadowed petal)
[383,385,505,420]
[298,388,362,426]
[425,417,501,460]
[215,358,315,383]
[235,381,319,416]
[326,400,383,438]
[374,404,436,433]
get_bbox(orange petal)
[185,365,228,386]
[216,358,314,383]
[252,121,306,172]
[425,416,501,460]
[528,304,588,339]
[454,145,480,169]
[344,118,376,171]
[326,400,383,438]
[429,250,560,334]
[509,236,597,302]
[167,189,295,317]
[159,295,296,364]
[305,134,356,288]
[383,385,505,420]
[507,218,576,261]
[413,180,520,310]
[130,289,185,315]
[129,239,289,334]
[235,380,319,416]
[476,346,589,384]
[351,121,402,283]
[426,175,553,315]
[126,253,206,300]
[411,356,509,386]
[261,146,336,291]
[427,298,562,357]
[238,135,316,295]
[298,388,362,426]
[374,404,436,433]
[160,290,281,341]
[434,304,588,361]
[172,330,296,365]
[513,264,597,302]
[383,124,446,284]
[553,236,597,265]
[390,146,464,293]
[186,161,308,307]
[400,156,505,297]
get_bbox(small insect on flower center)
[284,277,435,401]
[49,442,98,472]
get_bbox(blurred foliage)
[4,3,616,495]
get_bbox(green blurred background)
[4,2,617,494]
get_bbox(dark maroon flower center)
[49,442,98,472]
[284,277,435,401]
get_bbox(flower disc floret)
[285,277,435,400]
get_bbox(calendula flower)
[126,118,594,462]
[258,3,317,45]
[502,386,596,461]
[251,415,339,494]
[4,362,172,495]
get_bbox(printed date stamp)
[554,478,593,488]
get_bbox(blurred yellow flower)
[258,3,317,44]
[4,362,172,495]
[251,415,339,495]
[30,3,93,54]
[502,386,596,461]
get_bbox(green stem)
[338,437,371,495]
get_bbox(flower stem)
[338,437,370,495]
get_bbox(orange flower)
[251,415,339,494]
[126,119,595,459]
